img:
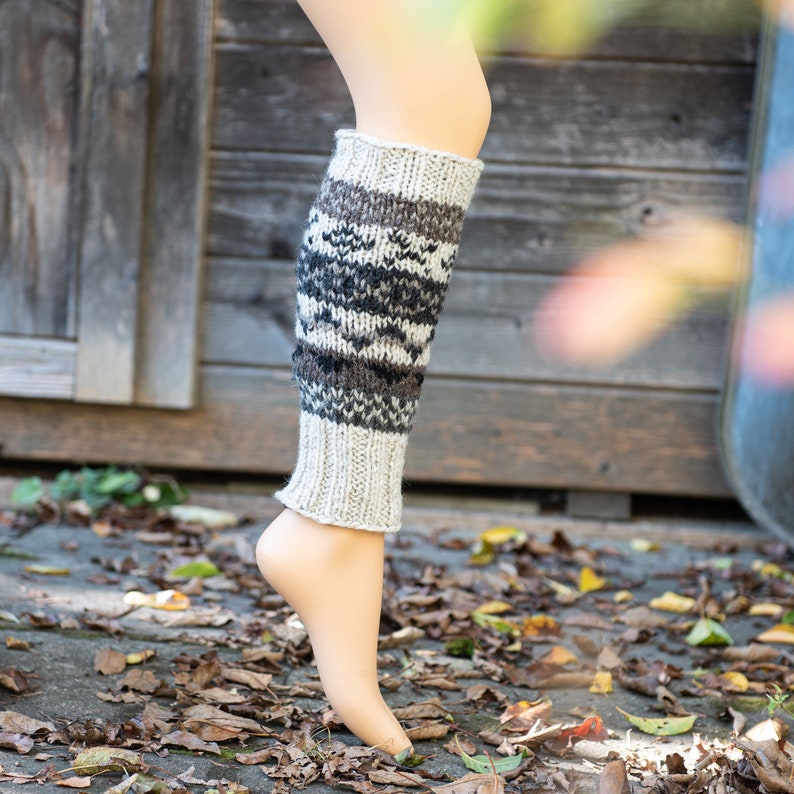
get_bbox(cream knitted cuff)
[275,130,483,533]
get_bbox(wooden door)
[0,0,215,408]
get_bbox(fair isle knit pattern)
[275,130,483,533]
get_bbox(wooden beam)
[202,258,732,391]
[212,44,754,170]
[206,153,746,274]
[75,0,154,404]
[0,336,76,400]
[0,365,732,497]
[134,0,217,408]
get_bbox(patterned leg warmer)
[274,130,483,533]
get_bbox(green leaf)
[445,637,476,659]
[685,617,733,647]
[782,610,794,625]
[49,470,80,502]
[616,707,697,736]
[458,742,525,774]
[471,611,520,635]
[169,561,222,579]
[11,477,44,507]
[97,470,141,495]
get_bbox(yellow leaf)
[720,671,749,692]
[545,578,581,604]
[630,538,661,552]
[649,591,697,614]
[590,671,613,694]
[479,526,527,545]
[523,614,559,636]
[579,566,606,593]
[539,645,580,666]
[123,590,190,611]
[748,603,784,617]
[613,590,634,604]
[126,649,156,665]
[468,539,495,566]
[756,624,794,644]
[23,565,71,576]
[474,600,513,615]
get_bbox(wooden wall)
[0,0,759,498]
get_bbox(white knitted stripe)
[274,412,408,533]
[306,211,460,283]
[328,130,483,207]
[296,294,435,369]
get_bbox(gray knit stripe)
[274,130,482,533]
[314,179,467,245]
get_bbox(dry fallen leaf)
[579,566,606,593]
[431,772,505,793]
[5,636,30,651]
[597,759,631,794]
[72,746,144,776]
[648,591,697,614]
[0,731,34,754]
[0,711,55,735]
[94,648,127,675]
[160,730,221,755]
[590,671,613,694]
[54,776,92,789]
[539,646,580,666]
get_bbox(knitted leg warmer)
[275,130,483,533]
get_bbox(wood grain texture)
[134,0,216,409]
[0,365,731,496]
[207,152,746,273]
[75,0,154,404]
[202,258,731,390]
[0,336,76,400]
[212,44,754,170]
[216,0,758,64]
[0,0,81,338]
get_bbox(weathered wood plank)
[134,0,216,409]
[202,258,731,390]
[75,0,154,404]
[0,0,81,338]
[212,44,754,169]
[207,153,746,273]
[0,366,731,496]
[216,0,758,64]
[0,336,76,400]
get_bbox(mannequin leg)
[257,0,490,757]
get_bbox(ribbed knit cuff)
[275,413,408,533]
[275,130,482,533]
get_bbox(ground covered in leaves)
[1,485,794,793]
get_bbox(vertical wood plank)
[0,0,81,338]
[75,0,154,404]
[134,0,217,408]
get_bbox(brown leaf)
[72,746,144,776]
[527,671,594,689]
[0,732,34,754]
[181,704,266,742]
[5,636,30,651]
[445,735,478,756]
[0,668,29,693]
[723,644,781,663]
[195,686,248,705]
[79,615,124,635]
[119,668,161,694]
[160,730,221,755]
[405,721,450,741]
[94,648,127,676]
[392,698,451,721]
[597,760,631,794]
[499,699,553,731]
[617,606,669,628]
[738,738,794,793]
[221,667,273,691]
[431,772,504,794]
[54,777,92,789]
[368,768,425,787]
[0,711,55,735]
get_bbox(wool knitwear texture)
[274,130,483,533]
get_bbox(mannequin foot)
[255,508,412,757]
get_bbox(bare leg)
[257,0,490,757]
